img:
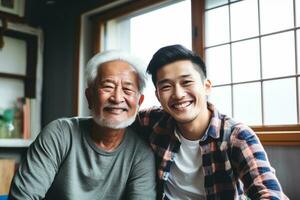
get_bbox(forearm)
[230,127,288,199]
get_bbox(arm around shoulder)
[230,125,289,199]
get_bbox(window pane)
[130,0,191,109]
[230,0,259,41]
[233,82,262,125]
[260,0,294,34]
[297,0,300,27]
[205,0,228,9]
[232,39,260,82]
[106,0,192,109]
[0,78,24,109]
[206,45,231,85]
[261,31,295,79]
[130,0,191,62]
[209,86,232,116]
[205,6,230,46]
[263,78,297,125]
[105,19,130,51]
[298,77,300,121]
[0,36,27,75]
[298,30,300,74]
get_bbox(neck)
[91,122,126,152]
[177,108,211,141]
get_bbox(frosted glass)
[233,83,262,125]
[205,0,228,9]
[263,78,297,125]
[230,0,259,41]
[232,39,260,82]
[130,0,191,63]
[260,0,294,34]
[299,78,300,123]
[297,0,300,27]
[261,31,295,79]
[206,45,231,85]
[205,6,230,46]
[0,36,27,75]
[114,0,191,109]
[209,86,232,117]
[298,30,300,74]
[0,78,24,109]
[105,19,130,51]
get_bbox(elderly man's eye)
[123,88,136,95]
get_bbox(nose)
[173,84,186,99]
[110,86,125,103]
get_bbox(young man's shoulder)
[220,115,259,147]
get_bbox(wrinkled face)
[86,60,143,129]
[155,60,211,124]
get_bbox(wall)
[26,0,105,126]
[265,146,299,199]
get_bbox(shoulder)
[137,106,167,126]
[221,116,261,148]
[43,117,91,133]
[125,126,154,155]
[36,117,91,146]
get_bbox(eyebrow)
[157,74,192,86]
[100,79,136,87]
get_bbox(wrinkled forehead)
[97,60,139,83]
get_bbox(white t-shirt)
[165,128,206,200]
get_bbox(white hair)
[85,50,147,92]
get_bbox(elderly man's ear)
[138,95,144,107]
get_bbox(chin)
[174,114,198,124]
[92,111,136,129]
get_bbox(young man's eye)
[159,85,171,91]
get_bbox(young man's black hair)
[147,44,207,86]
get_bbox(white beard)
[91,107,138,129]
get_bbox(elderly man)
[9,50,156,200]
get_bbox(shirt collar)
[158,102,223,142]
[204,102,223,140]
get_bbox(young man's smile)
[155,60,211,125]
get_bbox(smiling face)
[155,60,211,125]
[86,60,143,129]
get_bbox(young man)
[9,50,156,200]
[136,44,288,199]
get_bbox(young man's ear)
[204,79,212,95]
[85,88,93,109]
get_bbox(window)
[81,0,300,144]
[205,0,300,131]
[102,0,192,109]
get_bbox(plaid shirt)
[136,103,288,200]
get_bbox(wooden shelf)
[0,72,26,80]
[0,139,33,148]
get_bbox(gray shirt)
[9,117,156,200]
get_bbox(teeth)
[173,102,191,109]
[106,108,125,113]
